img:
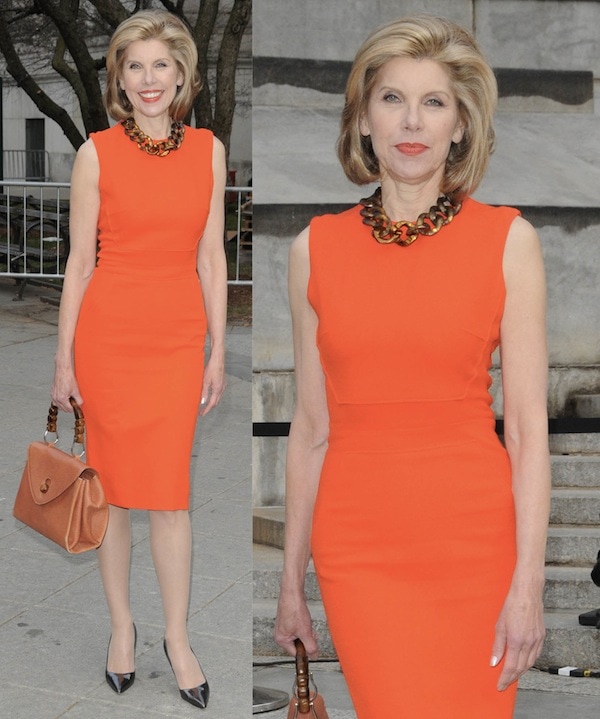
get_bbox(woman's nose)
[143,66,156,85]
[402,104,422,131]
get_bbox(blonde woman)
[52,10,227,708]
[275,15,549,718]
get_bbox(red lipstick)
[396,143,428,156]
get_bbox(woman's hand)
[274,590,319,659]
[51,363,83,413]
[199,352,225,416]
[491,583,545,691]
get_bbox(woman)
[51,10,227,709]
[274,15,550,718]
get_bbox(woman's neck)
[379,178,444,222]
[131,112,172,140]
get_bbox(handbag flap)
[25,442,99,506]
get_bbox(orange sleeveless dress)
[73,124,213,510]
[308,198,520,718]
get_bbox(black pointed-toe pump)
[106,623,137,694]
[163,638,209,709]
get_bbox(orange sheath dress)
[73,123,213,510]
[308,198,520,718]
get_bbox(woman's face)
[360,56,464,192]
[119,39,183,125]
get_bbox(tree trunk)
[214,0,251,158]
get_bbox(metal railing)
[227,185,252,285]
[0,180,252,288]
[0,181,69,285]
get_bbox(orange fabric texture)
[308,198,521,718]
[74,124,213,510]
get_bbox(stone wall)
[253,0,600,506]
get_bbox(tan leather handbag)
[286,639,330,719]
[13,399,108,553]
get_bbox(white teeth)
[141,91,161,98]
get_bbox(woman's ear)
[452,121,464,145]
[359,114,370,137]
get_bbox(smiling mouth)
[139,91,163,100]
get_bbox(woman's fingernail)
[490,656,499,667]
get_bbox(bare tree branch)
[87,0,128,30]
[0,6,85,148]
[36,0,108,133]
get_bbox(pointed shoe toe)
[180,681,209,709]
[163,638,210,709]
[105,623,137,694]
[106,668,136,694]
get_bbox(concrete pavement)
[4,279,599,718]
[0,279,252,718]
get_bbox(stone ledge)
[254,203,600,238]
[253,506,285,548]
[254,57,593,112]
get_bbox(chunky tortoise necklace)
[122,117,185,157]
[359,187,462,246]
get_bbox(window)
[25,118,45,180]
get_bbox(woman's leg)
[149,509,205,687]
[96,504,135,672]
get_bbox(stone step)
[546,526,600,565]
[253,598,336,658]
[550,488,600,526]
[253,506,285,549]
[253,521,600,567]
[254,458,600,549]
[255,544,600,610]
[544,566,599,610]
[254,542,320,601]
[253,599,600,666]
[549,434,600,455]
[551,455,600,488]
[539,611,600,667]
[571,394,600,418]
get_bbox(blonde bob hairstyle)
[104,9,200,122]
[337,15,497,198]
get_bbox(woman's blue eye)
[383,93,399,102]
[426,98,444,107]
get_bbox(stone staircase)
[254,396,600,664]
[253,0,600,676]
[542,394,600,665]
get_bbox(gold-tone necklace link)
[359,187,462,246]
[122,117,185,157]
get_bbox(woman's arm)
[51,139,100,412]
[196,136,228,415]
[274,227,329,659]
[492,215,550,691]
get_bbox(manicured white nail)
[201,397,207,405]
[490,656,499,667]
